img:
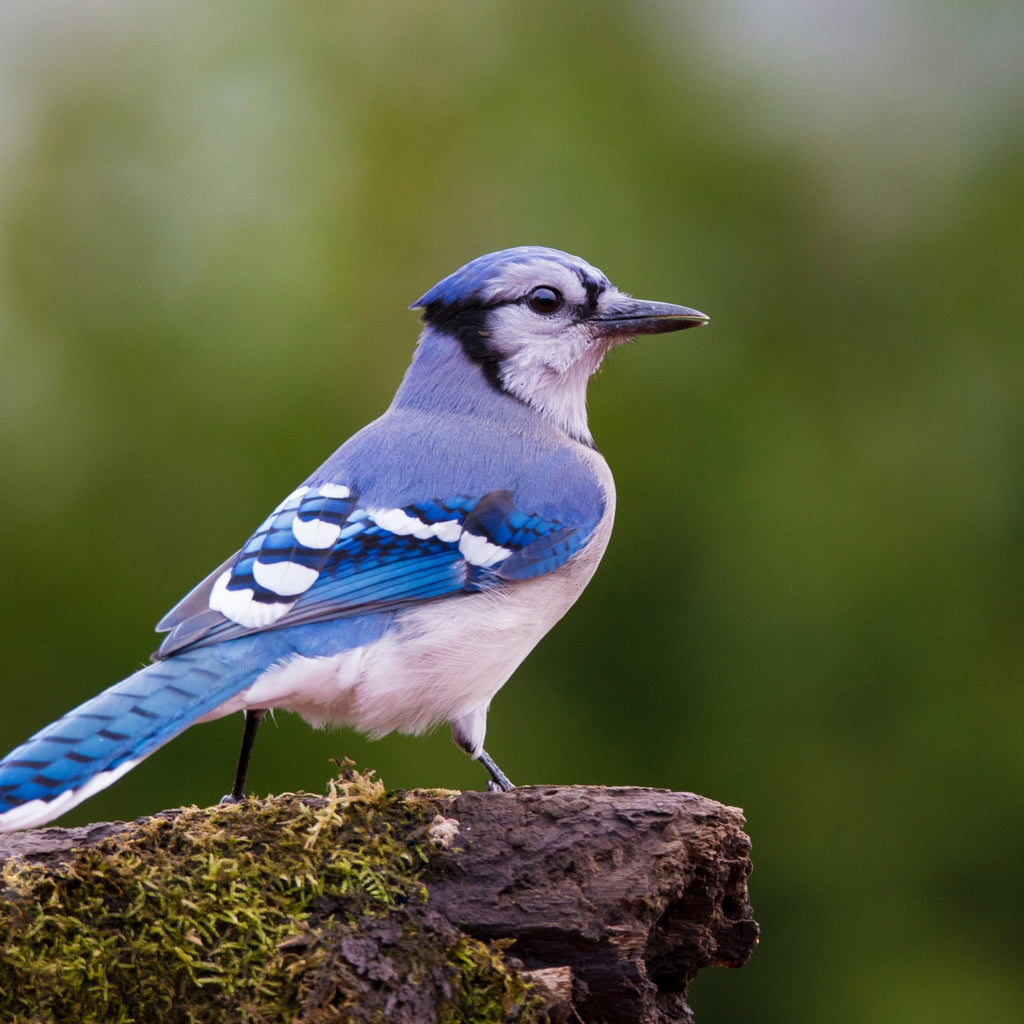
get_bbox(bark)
[0,782,758,1023]
[425,786,758,1023]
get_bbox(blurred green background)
[1,1,1021,1020]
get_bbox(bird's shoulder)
[325,404,608,514]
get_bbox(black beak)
[591,296,709,338]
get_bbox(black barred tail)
[0,647,259,831]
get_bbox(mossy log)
[0,769,758,1023]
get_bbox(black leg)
[221,708,267,804]
[476,748,515,792]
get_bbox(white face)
[480,259,630,443]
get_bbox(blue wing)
[156,482,601,657]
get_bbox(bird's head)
[410,246,708,444]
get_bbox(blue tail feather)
[0,647,261,831]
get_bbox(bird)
[0,246,708,831]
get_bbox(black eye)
[527,286,563,315]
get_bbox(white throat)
[499,344,605,445]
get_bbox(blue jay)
[0,246,707,831]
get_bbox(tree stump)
[0,773,758,1023]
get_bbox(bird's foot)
[477,749,515,792]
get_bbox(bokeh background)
[1,2,1022,1020]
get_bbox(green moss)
[441,936,540,1024]
[0,768,543,1024]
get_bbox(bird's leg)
[477,749,515,792]
[450,715,514,792]
[221,708,267,804]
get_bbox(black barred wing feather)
[156,484,602,656]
